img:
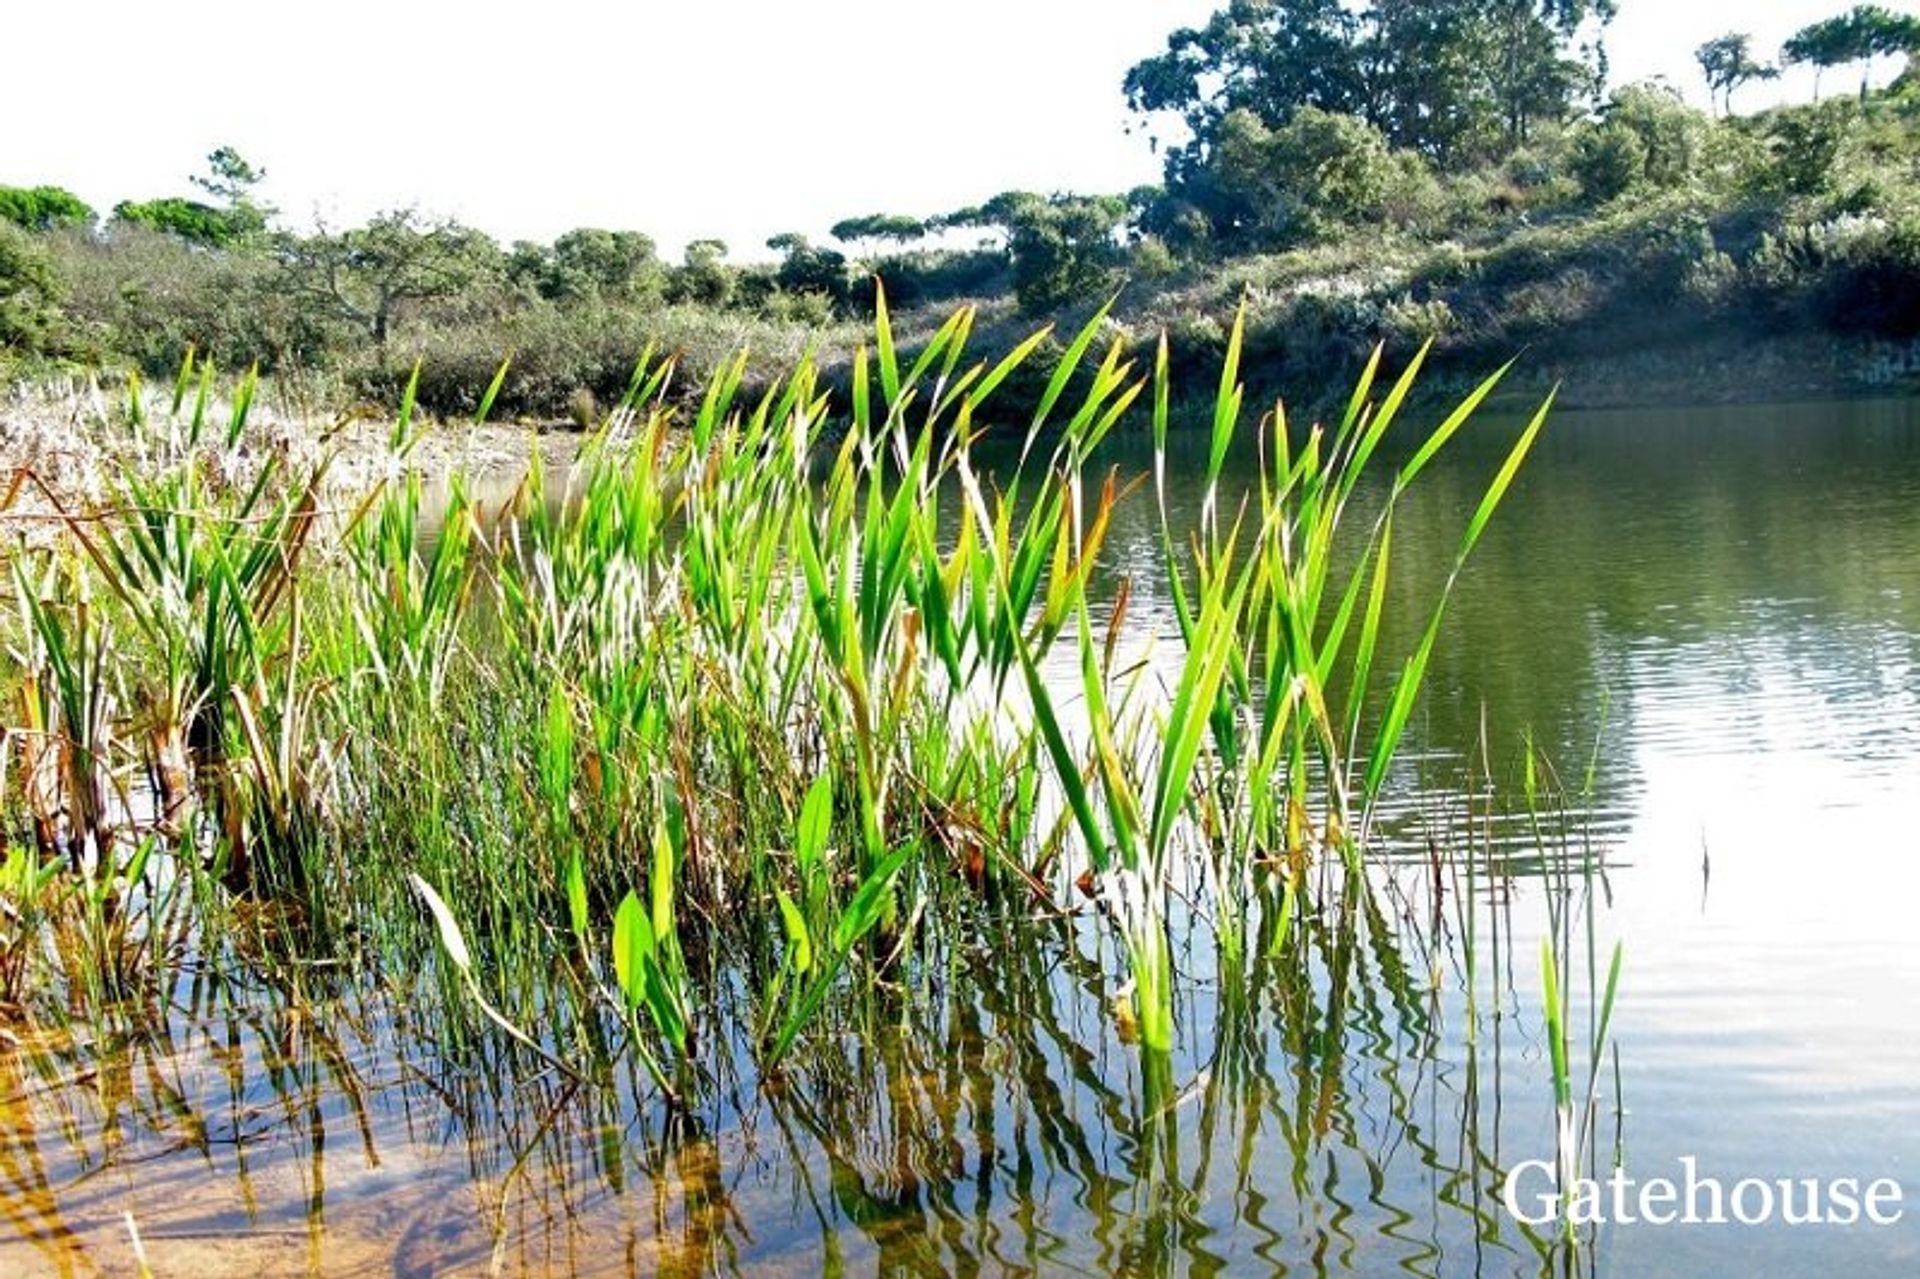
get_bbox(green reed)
[0,292,1552,1091]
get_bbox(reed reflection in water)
[0,797,1607,1279]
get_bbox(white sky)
[6,0,1917,259]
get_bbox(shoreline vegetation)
[0,298,1637,1267]
[1,320,1909,520]
[6,9,1920,432]
[1,3,1915,1265]
[0,295,1555,1072]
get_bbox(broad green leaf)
[797,772,832,876]
[776,889,812,975]
[612,889,655,1011]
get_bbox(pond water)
[4,394,1919,1277]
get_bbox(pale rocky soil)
[1,379,561,542]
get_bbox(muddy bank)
[1474,330,1920,411]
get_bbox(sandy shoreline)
[0,383,573,540]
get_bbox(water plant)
[1540,934,1625,1239]
[0,292,1555,1110]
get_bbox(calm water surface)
[4,395,1918,1276]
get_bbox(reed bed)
[0,293,1549,1098]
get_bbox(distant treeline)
[4,3,1920,416]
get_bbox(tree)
[766,233,852,306]
[553,228,659,300]
[190,145,264,203]
[0,185,95,232]
[946,192,1125,315]
[1785,16,1854,100]
[112,197,239,247]
[1762,99,1858,194]
[110,146,274,247]
[1124,0,1367,151]
[190,145,270,236]
[507,228,660,302]
[1484,0,1612,142]
[828,213,926,253]
[1571,119,1648,200]
[1782,6,1920,103]
[1696,33,1779,116]
[667,239,734,308]
[283,209,501,348]
[1125,1,1613,155]
[1124,0,1614,240]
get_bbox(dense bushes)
[1,224,64,353]
[1202,107,1410,245]
[1824,219,1920,333]
[1758,99,1860,194]
[0,210,880,416]
[50,225,332,374]
[869,248,1007,309]
[1747,213,1920,335]
[508,228,664,304]
[6,70,1920,415]
[1570,85,1713,201]
[349,300,857,418]
[1573,124,1650,202]
[936,192,1128,314]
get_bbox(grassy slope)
[896,90,1920,417]
[7,94,1920,429]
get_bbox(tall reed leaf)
[1362,393,1553,805]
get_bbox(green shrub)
[768,236,853,310]
[1738,211,1920,336]
[1819,217,1920,335]
[1745,225,1824,298]
[510,228,663,303]
[1207,107,1403,245]
[1132,192,1218,259]
[1380,293,1455,343]
[0,223,64,353]
[867,248,1005,310]
[1681,246,1741,307]
[1129,235,1181,282]
[991,194,1126,315]
[1498,268,1601,336]
[1418,241,1475,286]
[1572,123,1649,202]
[1503,127,1579,194]
[1380,152,1449,233]
[1632,211,1724,298]
[1605,84,1713,188]
[348,300,849,418]
[1761,100,1860,195]
[762,288,837,327]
